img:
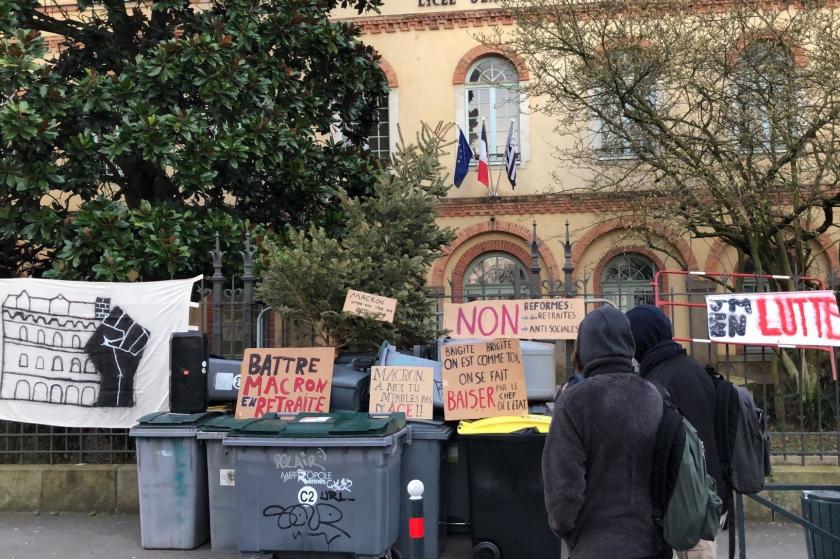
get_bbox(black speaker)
[170,332,208,413]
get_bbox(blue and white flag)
[453,126,473,188]
[504,120,517,189]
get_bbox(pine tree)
[257,123,456,351]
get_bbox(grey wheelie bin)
[395,420,454,559]
[224,412,408,559]
[130,411,221,549]
[197,414,271,552]
[802,490,840,559]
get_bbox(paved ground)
[0,512,807,559]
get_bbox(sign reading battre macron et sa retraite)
[235,347,335,419]
[343,289,398,323]
[443,299,584,340]
[441,338,528,421]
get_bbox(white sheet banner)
[0,277,200,428]
[706,290,840,347]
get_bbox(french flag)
[477,121,490,188]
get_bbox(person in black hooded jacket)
[543,305,670,559]
[626,304,728,559]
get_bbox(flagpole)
[482,117,496,198]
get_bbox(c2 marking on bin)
[273,449,327,471]
[262,503,351,545]
[298,486,318,505]
[320,490,355,503]
[232,374,240,390]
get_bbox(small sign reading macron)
[369,366,434,420]
[235,347,334,419]
[441,338,528,421]
[343,289,397,323]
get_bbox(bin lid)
[457,415,551,435]
[803,490,840,502]
[229,412,406,438]
[130,411,222,438]
[409,420,454,440]
[196,414,271,439]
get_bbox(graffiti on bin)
[320,490,355,503]
[263,503,351,545]
[273,449,327,471]
[327,477,353,492]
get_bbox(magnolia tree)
[0,0,387,279]
[257,123,456,352]
[491,0,840,409]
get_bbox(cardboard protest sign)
[343,289,397,323]
[369,366,434,420]
[235,347,334,419]
[441,338,528,421]
[443,299,584,340]
[706,291,840,347]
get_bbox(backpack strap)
[649,381,686,526]
[710,367,734,483]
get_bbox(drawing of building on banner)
[0,291,110,406]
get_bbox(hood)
[576,305,635,371]
[626,304,674,363]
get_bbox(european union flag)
[453,127,473,188]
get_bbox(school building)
[333,0,840,347]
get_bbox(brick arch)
[729,30,808,69]
[451,240,534,302]
[704,240,730,274]
[571,219,698,273]
[378,58,398,88]
[591,246,668,294]
[452,45,530,85]
[429,219,560,288]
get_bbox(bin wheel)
[473,541,501,559]
[388,548,404,559]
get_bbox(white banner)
[0,277,200,428]
[706,290,840,347]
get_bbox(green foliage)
[0,0,388,279]
[257,123,456,351]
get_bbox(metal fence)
[3,226,840,465]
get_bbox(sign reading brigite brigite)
[235,347,335,419]
[343,289,397,323]
[443,299,584,340]
[369,366,435,420]
[441,338,528,421]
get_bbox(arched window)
[35,356,44,370]
[19,354,28,368]
[72,335,81,348]
[53,332,63,347]
[465,57,520,164]
[463,252,530,301]
[51,356,63,372]
[18,326,28,341]
[36,330,45,345]
[733,40,796,152]
[70,358,82,373]
[600,253,657,311]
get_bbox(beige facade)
[335,1,840,343]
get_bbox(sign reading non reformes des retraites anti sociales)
[369,366,435,420]
[706,291,840,348]
[443,298,584,340]
[343,289,398,323]
[235,347,335,419]
[441,338,528,421]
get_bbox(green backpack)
[651,384,723,551]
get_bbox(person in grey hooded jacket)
[542,305,671,559]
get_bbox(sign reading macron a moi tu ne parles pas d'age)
[235,347,335,419]
[443,299,585,340]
